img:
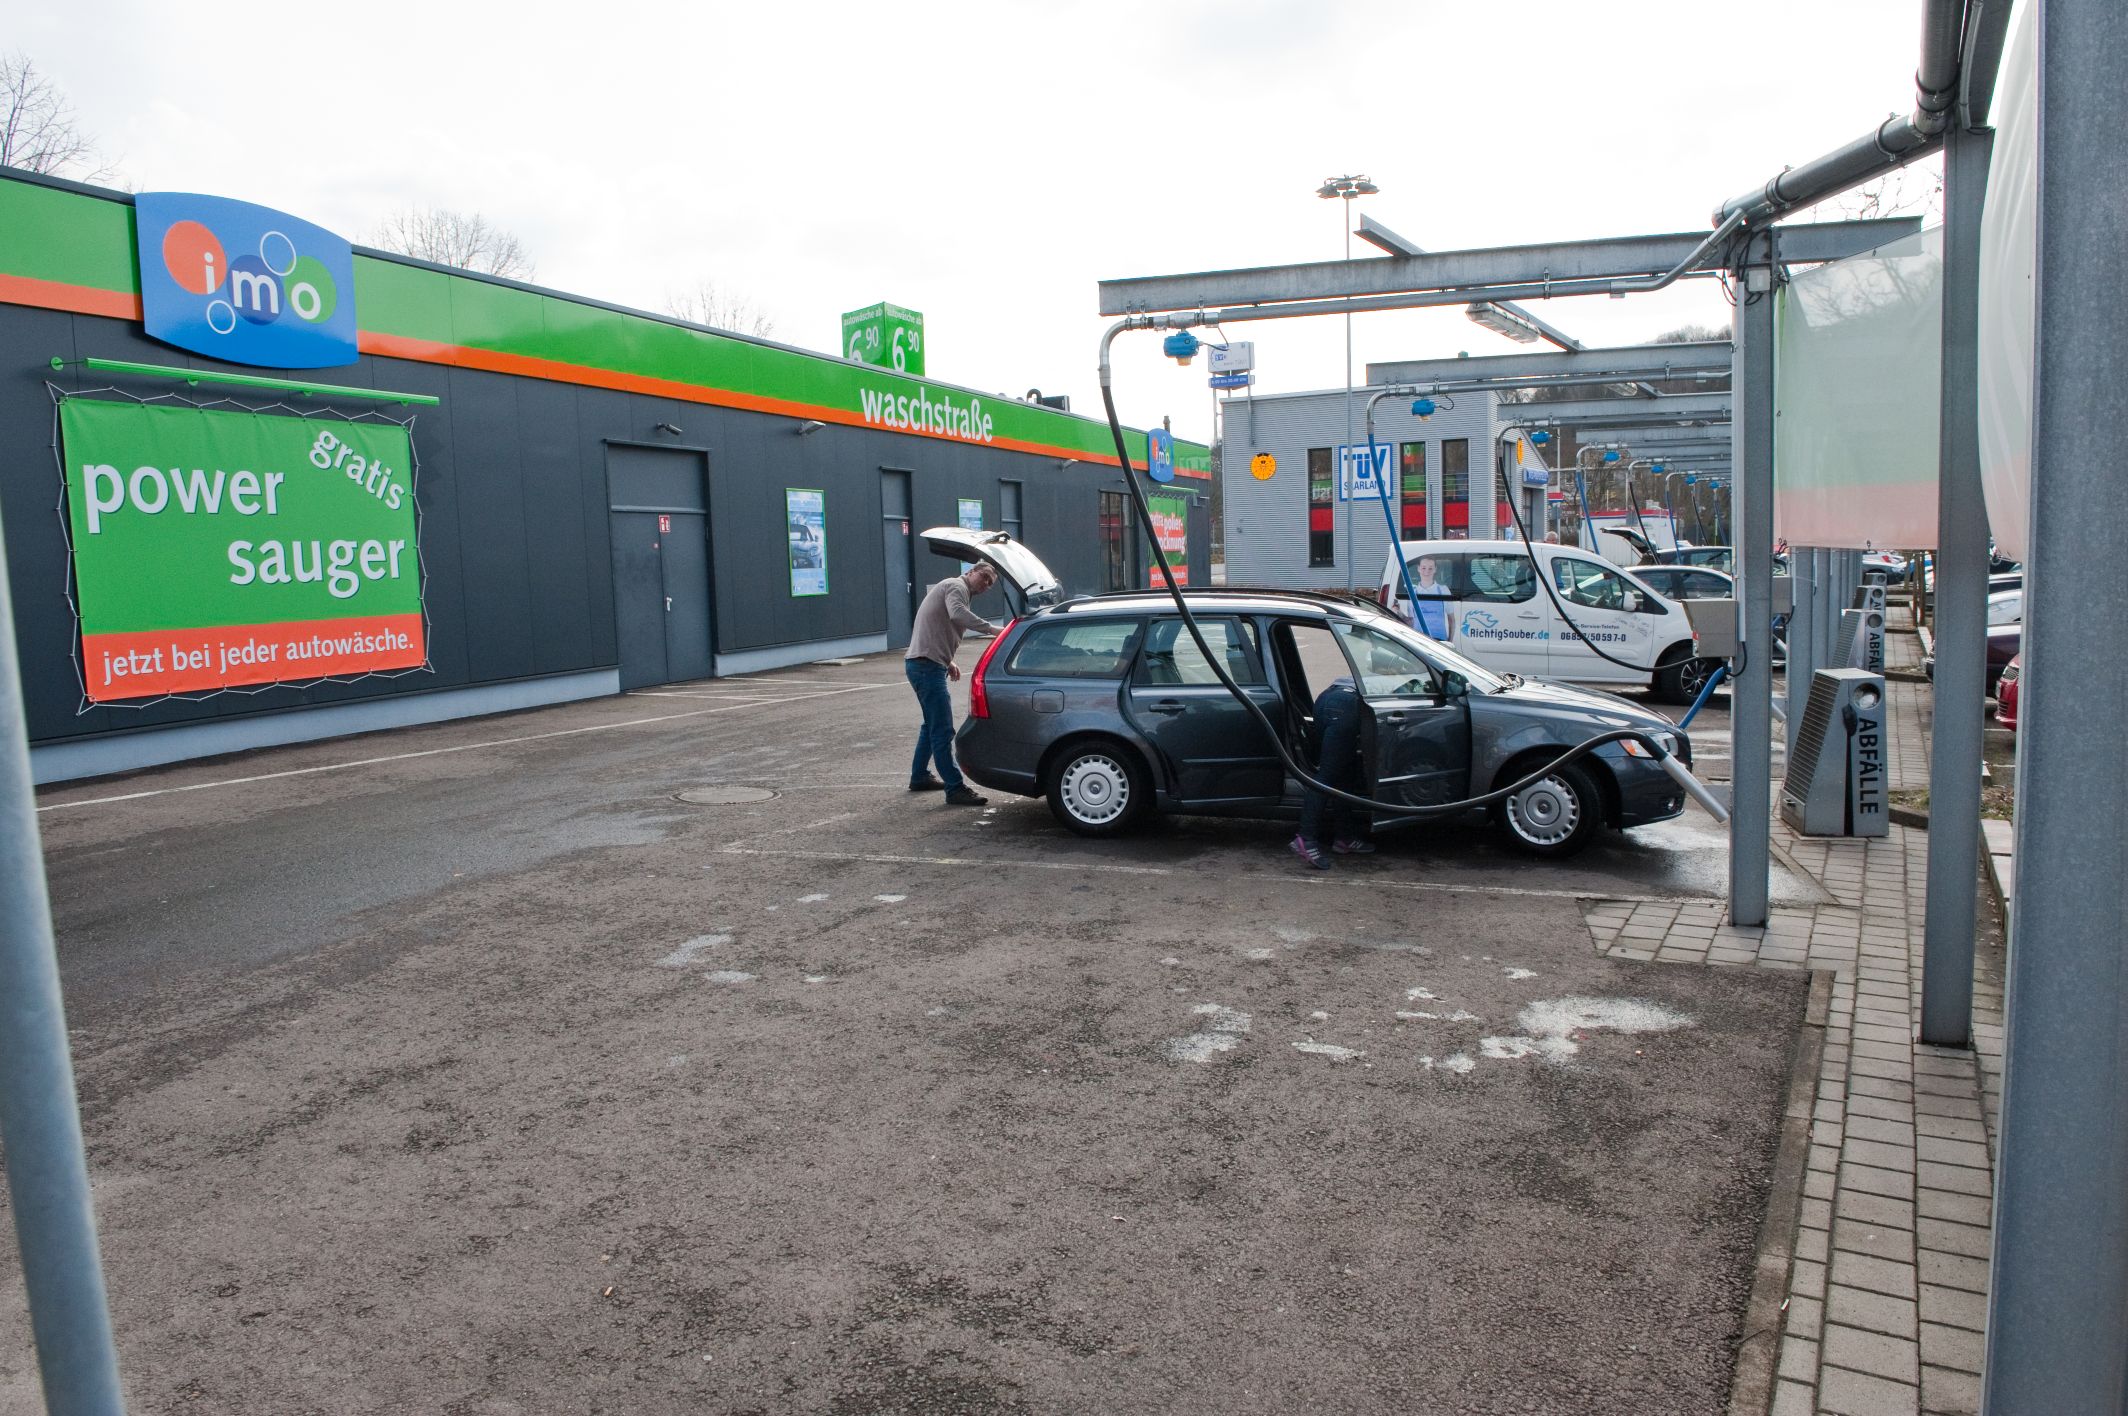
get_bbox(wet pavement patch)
[675,785,778,805]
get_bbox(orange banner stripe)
[83,613,426,702]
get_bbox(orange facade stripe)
[0,272,139,321]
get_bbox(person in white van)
[1379,539,1713,703]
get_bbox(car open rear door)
[921,527,1063,615]
[1328,621,1471,823]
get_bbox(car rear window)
[1006,619,1143,677]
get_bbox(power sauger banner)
[60,401,425,701]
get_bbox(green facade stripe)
[1,177,1209,469]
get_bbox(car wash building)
[1219,386,1538,592]
[0,169,1209,783]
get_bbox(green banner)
[59,399,425,700]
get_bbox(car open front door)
[1124,616,1285,805]
[1329,621,1471,824]
[920,527,1063,615]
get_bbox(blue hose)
[1677,662,1729,730]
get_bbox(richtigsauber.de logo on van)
[1457,610,1549,641]
[134,193,358,370]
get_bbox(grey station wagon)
[926,529,1693,859]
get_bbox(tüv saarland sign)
[134,192,358,369]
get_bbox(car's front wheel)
[1494,760,1602,858]
[1044,739,1150,838]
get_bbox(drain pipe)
[1715,0,1969,225]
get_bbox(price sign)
[841,301,926,376]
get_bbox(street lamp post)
[1320,174,1377,589]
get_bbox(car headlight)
[1619,731,1677,759]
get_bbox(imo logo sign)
[135,193,357,369]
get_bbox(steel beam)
[1492,393,1732,426]
[1100,220,1922,316]
[1728,233,1777,927]
[1370,341,1731,387]
[1921,124,1992,1048]
[0,501,127,1413]
[1787,545,1815,754]
[1983,0,2128,1405]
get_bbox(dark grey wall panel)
[2,304,1211,749]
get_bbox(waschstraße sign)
[134,192,358,369]
[60,400,425,701]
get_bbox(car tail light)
[969,620,1013,719]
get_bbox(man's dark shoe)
[945,787,989,806]
[909,776,946,792]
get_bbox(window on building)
[1442,439,1469,540]
[1307,447,1334,567]
[1000,480,1023,542]
[1398,441,1427,537]
[1099,490,1130,592]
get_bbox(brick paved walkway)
[1582,626,2003,1416]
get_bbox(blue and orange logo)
[135,193,357,369]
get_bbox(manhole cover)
[675,786,777,805]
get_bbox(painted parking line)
[37,687,867,814]
[714,845,1673,903]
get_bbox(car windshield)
[1338,602,1510,694]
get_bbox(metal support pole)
[1788,544,1815,755]
[1817,548,1838,669]
[1728,235,1776,927]
[1920,123,1992,1048]
[0,509,128,1414]
[1983,0,2128,1404]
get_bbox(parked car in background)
[932,528,1696,859]
[1628,565,1735,602]
[1996,653,2021,732]
[1653,545,1735,572]
[1378,539,1713,702]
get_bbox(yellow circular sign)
[1250,453,1277,481]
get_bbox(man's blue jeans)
[1298,683,1368,846]
[905,657,964,789]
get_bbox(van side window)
[1466,553,1536,603]
[1007,619,1143,677]
[1553,557,1635,611]
[1136,617,1264,686]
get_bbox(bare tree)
[1,53,113,181]
[663,280,775,338]
[370,208,534,280]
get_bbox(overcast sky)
[12,1,1934,443]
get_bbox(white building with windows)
[1219,387,1547,592]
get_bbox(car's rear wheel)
[1045,739,1150,837]
[1494,760,1602,858]
[1653,645,1714,704]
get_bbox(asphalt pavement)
[5,655,1810,1414]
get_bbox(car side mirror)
[1441,673,1468,699]
[1623,590,1644,614]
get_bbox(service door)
[1124,616,1284,805]
[607,446,713,690]
[1541,551,1656,685]
[1329,621,1471,821]
[881,470,916,649]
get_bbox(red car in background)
[1996,653,2021,732]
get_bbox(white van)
[1377,539,1711,702]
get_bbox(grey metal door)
[881,470,915,649]
[660,510,712,682]
[611,512,669,690]
[607,446,712,689]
